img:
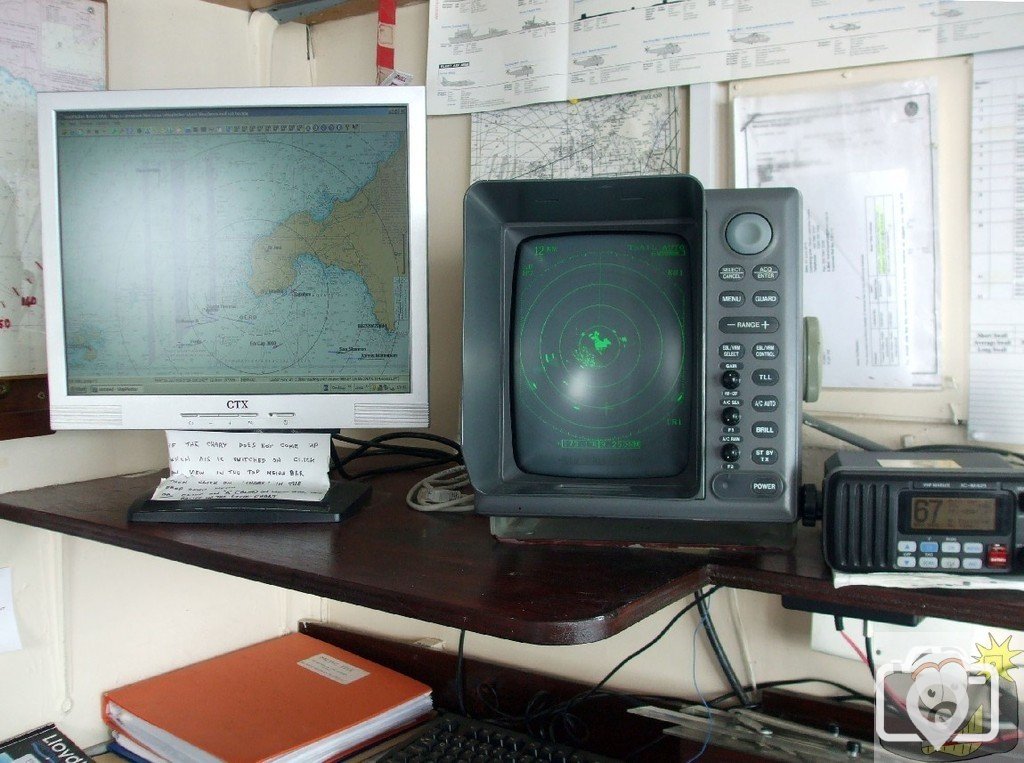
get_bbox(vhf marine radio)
[822,451,1024,575]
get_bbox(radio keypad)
[895,537,1006,573]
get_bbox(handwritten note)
[151,431,332,503]
[0,567,22,653]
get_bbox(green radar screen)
[511,232,692,479]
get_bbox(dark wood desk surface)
[1,468,1021,644]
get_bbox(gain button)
[726,213,773,255]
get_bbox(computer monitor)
[38,86,428,433]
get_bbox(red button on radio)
[987,544,1009,569]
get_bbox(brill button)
[726,213,773,255]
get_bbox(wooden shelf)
[1,467,1021,644]
[300,621,874,761]
[201,0,424,25]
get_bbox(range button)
[719,317,780,334]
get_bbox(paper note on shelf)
[151,431,331,503]
[834,571,1024,592]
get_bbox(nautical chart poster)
[470,89,680,182]
[0,0,106,378]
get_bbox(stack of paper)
[102,633,433,763]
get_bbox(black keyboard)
[377,712,619,762]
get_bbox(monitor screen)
[39,87,428,431]
[511,231,693,479]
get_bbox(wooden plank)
[0,375,52,441]
[199,0,424,24]
[0,468,709,645]
[2,464,1022,644]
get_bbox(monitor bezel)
[38,86,429,431]
[461,176,708,519]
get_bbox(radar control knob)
[722,370,742,390]
[721,406,741,426]
[721,444,741,463]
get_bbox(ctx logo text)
[227,400,249,409]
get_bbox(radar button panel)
[708,191,798,509]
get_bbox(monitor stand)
[129,480,371,524]
[127,430,371,524]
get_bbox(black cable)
[565,586,722,714]
[695,592,754,708]
[467,587,723,747]
[899,443,1024,465]
[706,677,872,709]
[863,622,876,679]
[331,432,463,479]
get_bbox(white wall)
[0,0,1020,749]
